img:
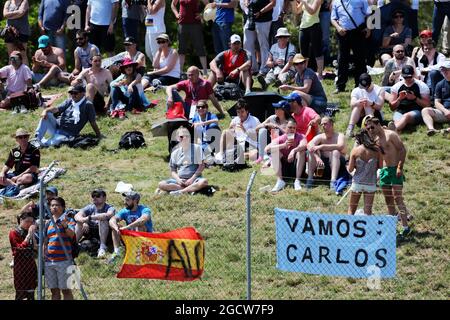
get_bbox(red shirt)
[292,107,318,136]
[179,0,201,24]
[176,78,214,106]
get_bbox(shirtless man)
[307,117,347,191]
[32,35,70,89]
[73,55,113,114]
[364,115,411,238]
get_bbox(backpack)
[119,131,146,149]
[214,82,244,101]
[221,147,249,172]
[0,185,20,197]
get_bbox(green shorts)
[379,166,405,187]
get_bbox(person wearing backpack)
[44,197,76,300]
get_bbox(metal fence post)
[246,171,257,301]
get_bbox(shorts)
[7,171,38,184]
[178,24,206,56]
[93,91,106,114]
[350,182,377,193]
[4,33,29,44]
[310,96,328,115]
[379,166,404,187]
[429,108,450,123]
[320,155,346,180]
[32,73,63,87]
[165,176,204,185]
[393,109,422,124]
[45,260,74,290]
[89,23,115,53]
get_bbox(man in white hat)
[421,61,450,136]
[257,27,296,90]
[208,34,252,94]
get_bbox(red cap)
[419,30,432,38]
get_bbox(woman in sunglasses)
[380,9,412,66]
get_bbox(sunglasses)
[92,195,103,198]
[366,126,376,131]
[16,135,29,139]
[294,61,306,65]
[197,105,207,109]
[157,40,167,44]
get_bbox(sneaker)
[19,105,28,114]
[387,121,396,131]
[169,190,183,196]
[97,248,107,259]
[118,110,126,120]
[107,250,122,264]
[330,181,336,192]
[214,152,224,164]
[245,88,251,95]
[294,179,302,191]
[305,178,314,189]
[257,74,267,91]
[271,179,286,192]
[442,128,450,136]
[427,129,438,136]
[399,227,411,238]
[11,106,19,114]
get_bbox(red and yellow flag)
[117,227,205,281]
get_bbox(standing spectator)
[268,0,288,45]
[443,18,450,56]
[257,27,296,89]
[380,9,412,66]
[144,0,166,62]
[74,189,115,258]
[142,34,180,89]
[346,73,385,138]
[171,0,209,75]
[297,0,324,80]
[319,0,331,65]
[1,128,40,189]
[381,44,416,88]
[3,0,30,66]
[279,54,327,114]
[108,191,153,263]
[72,30,100,77]
[347,129,383,215]
[331,0,371,93]
[122,0,146,41]
[45,197,76,300]
[422,61,450,136]
[242,0,276,75]
[431,0,450,45]
[389,65,430,132]
[72,0,88,31]
[9,211,37,300]
[85,0,120,57]
[0,51,32,112]
[210,0,238,55]
[208,34,252,94]
[38,0,70,52]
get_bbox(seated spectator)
[166,66,225,119]
[74,189,115,259]
[0,51,32,113]
[389,65,430,132]
[279,54,327,115]
[208,34,252,95]
[73,54,113,115]
[255,100,291,163]
[109,36,146,78]
[35,84,102,147]
[346,73,385,137]
[381,44,416,88]
[265,118,307,192]
[416,39,446,98]
[257,27,296,90]
[191,100,221,155]
[108,191,153,263]
[3,0,30,66]
[284,92,320,140]
[72,30,100,77]
[158,127,209,195]
[32,35,71,89]
[109,59,147,119]
[44,197,75,300]
[411,29,432,64]
[142,33,180,90]
[0,128,40,188]
[347,129,383,215]
[20,186,58,220]
[306,116,347,191]
[9,211,37,300]
[422,62,450,136]
[380,9,412,66]
[216,98,260,163]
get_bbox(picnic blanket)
[0,166,66,201]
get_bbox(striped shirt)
[45,213,76,262]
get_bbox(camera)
[247,2,256,31]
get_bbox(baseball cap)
[68,84,86,94]
[46,186,58,195]
[15,128,30,137]
[91,188,106,197]
[123,36,136,45]
[419,29,432,38]
[122,191,140,201]
[401,65,415,78]
[284,92,302,104]
[230,34,241,43]
[272,100,290,110]
[38,35,50,49]
[440,60,450,70]
[156,33,170,41]
[359,73,372,88]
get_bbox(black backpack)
[214,82,244,101]
[119,131,146,149]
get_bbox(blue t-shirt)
[435,79,450,109]
[192,112,220,149]
[215,0,234,23]
[116,205,153,232]
[38,0,70,32]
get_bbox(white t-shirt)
[88,0,119,26]
[230,113,261,147]
[351,85,384,106]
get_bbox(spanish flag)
[117,227,205,281]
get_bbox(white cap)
[440,60,450,69]
[230,34,241,43]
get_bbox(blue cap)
[38,35,50,49]
[46,186,58,195]
[283,92,302,103]
[272,100,290,110]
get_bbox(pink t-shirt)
[176,78,214,106]
[0,64,32,94]
[272,133,304,159]
[292,106,318,135]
